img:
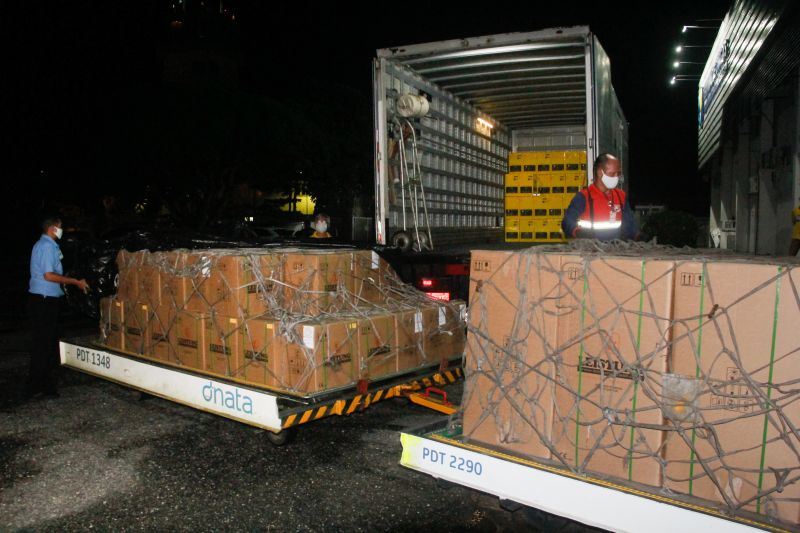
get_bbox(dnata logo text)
[201,381,254,414]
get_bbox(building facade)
[700,0,800,254]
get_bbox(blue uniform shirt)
[29,234,64,297]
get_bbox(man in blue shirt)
[27,215,89,398]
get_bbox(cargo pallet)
[400,419,782,533]
[60,336,462,446]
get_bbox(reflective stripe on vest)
[578,220,623,230]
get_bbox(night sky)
[5,0,732,253]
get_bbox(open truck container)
[373,26,629,249]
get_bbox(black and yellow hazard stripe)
[281,368,463,429]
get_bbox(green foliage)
[641,210,700,247]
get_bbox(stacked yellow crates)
[504,150,588,243]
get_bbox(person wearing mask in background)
[791,199,800,256]
[27,216,89,399]
[561,153,638,241]
[310,213,332,239]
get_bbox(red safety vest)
[578,184,625,232]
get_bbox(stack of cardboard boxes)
[463,248,800,526]
[505,150,587,243]
[99,248,466,395]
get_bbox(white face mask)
[316,222,327,233]
[601,173,619,190]
[53,226,63,240]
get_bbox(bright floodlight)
[676,45,683,53]
[682,26,688,33]
[673,61,680,68]
[670,77,676,85]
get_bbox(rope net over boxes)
[462,241,800,527]
[99,247,466,396]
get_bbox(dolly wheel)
[266,427,297,446]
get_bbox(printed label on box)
[302,325,315,349]
[438,307,446,326]
[371,251,380,270]
[414,312,423,333]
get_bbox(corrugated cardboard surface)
[286,320,358,393]
[238,319,284,388]
[396,307,425,372]
[123,302,149,355]
[551,256,673,488]
[462,250,558,460]
[99,297,124,351]
[284,251,354,315]
[358,314,398,379]
[204,316,240,377]
[147,304,174,362]
[172,310,205,370]
[352,250,391,304]
[664,262,800,524]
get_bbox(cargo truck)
[373,25,629,301]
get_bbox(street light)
[675,45,712,53]
[682,25,718,33]
[673,61,705,69]
[669,75,700,85]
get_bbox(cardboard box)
[239,318,286,388]
[351,250,396,304]
[357,314,398,380]
[159,251,214,314]
[146,304,175,363]
[462,250,560,460]
[138,262,161,306]
[203,255,250,318]
[204,315,240,377]
[284,251,354,315]
[551,255,674,488]
[285,319,358,393]
[423,300,467,362]
[123,302,150,355]
[396,307,425,372]
[664,262,800,524]
[244,253,284,317]
[116,250,140,300]
[172,310,205,370]
[99,297,124,351]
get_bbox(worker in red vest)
[562,153,638,241]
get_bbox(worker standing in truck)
[562,153,638,241]
[309,213,332,239]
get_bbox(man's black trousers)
[27,294,61,394]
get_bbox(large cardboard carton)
[551,255,674,488]
[664,262,800,524]
[357,314,398,380]
[123,302,150,355]
[99,297,124,351]
[351,250,393,304]
[284,251,354,315]
[147,304,175,362]
[424,300,467,361]
[396,307,425,372]
[116,250,140,301]
[204,315,240,377]
[160,251,214,314]
[203,255,250,318]
[462,250,560,460]
[239,319,286,388]
[172,310,205,370]
[285,319,358,393]
[244,253,284,317]
[138,261,161,307]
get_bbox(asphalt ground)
[0,301,599,532]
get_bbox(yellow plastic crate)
[505,196,521,217]
[519,217,535,241]
[505,216,520,242]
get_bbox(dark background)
[4,0,731,257]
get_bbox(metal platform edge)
[59,337,464,435]
[399,428,786,533]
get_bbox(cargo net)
[462,241,800,527]
[99,247,465,396]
